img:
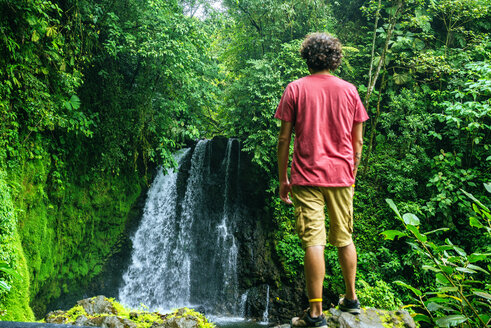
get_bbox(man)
[275,33,369,328]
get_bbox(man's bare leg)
[338,242,357,300]
[304,245,325,317]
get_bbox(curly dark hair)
[300,33,343,72]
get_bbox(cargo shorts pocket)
[294,206,305,239]
[348,206,354,233]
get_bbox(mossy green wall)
[0,152,145,319]
[0,170,34,320]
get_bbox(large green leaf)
[385,199,402,219]
[435,315,467,327]
[394,280,422,296]
[456,267,477,274]
[380,230,406,240]
[473,291,491,300]
[438,286,458,292]
[407,225,427,242]
[469,216,484,228]
[403,213,420,226]
[69,95,81,110]
[468,253,489,264]
[426,302,454,312]
[452,246,466,257]
[466,264,489,274]
[440,265,454,275]
[422,265,441,272]
[413,314,432,323]
[436,273,450,284]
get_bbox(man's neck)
[309,68,331,75]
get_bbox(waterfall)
[262,285,270,323]
[118,139,242,316]
[239,291,248,318]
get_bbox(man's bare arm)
[277,120,293,204]
[351,122,364,179]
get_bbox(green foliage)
[0,147,145,317]
[384,195,491,327]
[0,261,21,293]
[1,0,221,317]
[272,196,304,279]
[0,0,490,319]
[223,40,307,175]
[216,0,491,313]
[221,0,333,71]
[357,280,403,311]
[75,0,220,174]
[0,0,94,153]
[0,170,34,320]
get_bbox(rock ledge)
[274,307,415,328]
[44,296,214,328]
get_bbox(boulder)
[89,316,137,328]
[164,317,199,328]
[327,308,415,328]
[274,308,415,328]
[45,310,69,324]
[77,295,118,316]
[73,315,90,326]
[43,297,211,328]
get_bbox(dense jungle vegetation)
[0,0,490,326]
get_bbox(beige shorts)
[292,185,354,249]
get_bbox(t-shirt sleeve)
[352,88,369,123]
[274,83,295,122]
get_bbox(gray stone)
[164,317,199,328]
[150,323,165,328]
[77,295,117,316]
[274,308,415,328]
[74,315,90,327]
[45,310,69,324]
[88,316,137,328]
[325,308,416,328]
[275,324,290,328]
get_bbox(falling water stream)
[118,139,268,325]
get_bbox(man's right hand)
[279,181,293,205]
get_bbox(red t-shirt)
[275,74,369,187]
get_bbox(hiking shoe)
[338,297,361,315]
[291,308,327,328]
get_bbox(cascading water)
[119,139,242,316]
[261,286,270,324]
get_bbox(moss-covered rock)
[326,307,415,328]
[45,296,215,328]
[0,150,146,318]
[276,307,415,328]
[322,307,415,328]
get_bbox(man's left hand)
[280,181,293,205]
